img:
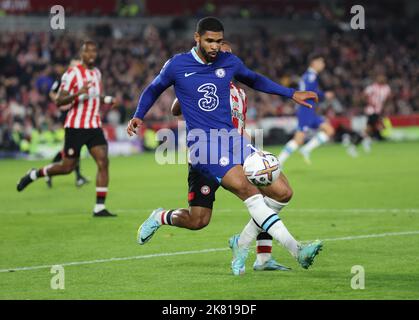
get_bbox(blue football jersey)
[297,67,325,113]
[296,68,326,130]
[165,49,237,134]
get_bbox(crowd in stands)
[1,14,418,152]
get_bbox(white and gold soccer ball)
[243,151,281,187]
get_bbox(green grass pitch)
[1,141,419,299]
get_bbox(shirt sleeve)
[364,85,372,96]
[303,73,325,101]
[133,58,176,120]
[60,69,76,92]
[233,56,295,99]
[50,79,60,94]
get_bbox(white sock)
[244,194,299,257]
[362,136,372,152]
[256,253,271,265]
[263,196,297,256]
[300,131,329,154]
[29,170,38,181]
[244,194,278,231]
[347,144,358,158]
[43,165,52,178]
[238,219,262,249]
[268,221,299,257]
[94,204,105,213]
[278,140,299,164]
[264,197,288,213]
[238,197,288,252]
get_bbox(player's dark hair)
[196,17,224,35]
[308,53,324,63]
[81,40,97,50]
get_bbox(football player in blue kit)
[278,54,335,165]
[127,17,323,274]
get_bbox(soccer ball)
[243,151,281,187]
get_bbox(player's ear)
[194,32,200,45]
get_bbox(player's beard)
[86,60,96,69]
[199,44,217,63]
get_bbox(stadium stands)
[1,6,418,154]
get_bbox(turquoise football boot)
[297,240,323,269]
[253,258,291,271]
[228,234,249,276]
[137,208,164,245]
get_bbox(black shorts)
[188,164,220,209]
[64,128,107,158]
[367,113,381,127]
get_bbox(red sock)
[96,187,108,205]
[37,167,49,178]
[161,210,174,225]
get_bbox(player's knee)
[323,124,335,137]
[190,213,211,230]
[188,218,207,230]
[97,157,109,170]
[270,186,293,203]
[190,219,209,230]
[294,136,304,145]
[282,187,293,202]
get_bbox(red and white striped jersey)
[59,64,103,129]
[230,82,247,135]
[364,83,391,115]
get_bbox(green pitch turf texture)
[1,141,418,300]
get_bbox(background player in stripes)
[362,73,392,150]
[16,40,116,217]
[46,59,89,188]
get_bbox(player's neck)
[194,46,210,64]
[308,67,318,74]
[82,62,95,70]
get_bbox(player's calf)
[221,165,260,201]
[186,209,211,230]
[260,174,293,204]
[154,207,212,230]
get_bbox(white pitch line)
[1,230,419,274]
[1,208,419,214]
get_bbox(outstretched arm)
[235,59,318,108]
[133,78,172,120]
[127,79,170,136]
[128,59,175,136]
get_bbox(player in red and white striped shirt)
[362,74,391,151]
[229,82,247,135]
[364,75,391,116]
[17,40,116,217]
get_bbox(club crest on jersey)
[200,185,211,195]
[219,156,229,167]
[215,68,226,78]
